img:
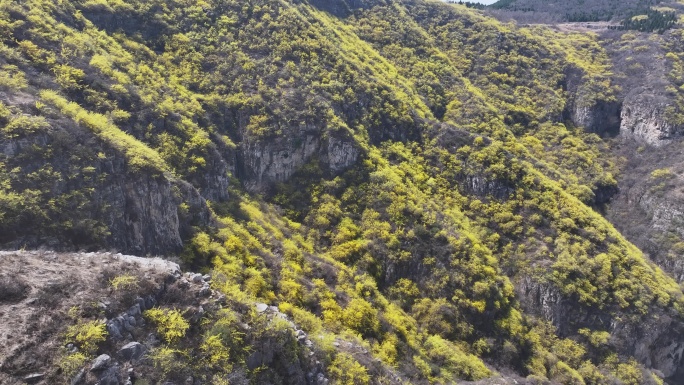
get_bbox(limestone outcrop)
[620,90,682,146]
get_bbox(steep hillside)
[602,25,684,291]
[1,0,684,384]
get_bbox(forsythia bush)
[65,320,107,355]
[145,308,190,343]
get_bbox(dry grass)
[0,274,30,303]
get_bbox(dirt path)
[521,21,621,32]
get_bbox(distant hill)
[490,0,669,21]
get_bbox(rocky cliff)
[620,90,682,146]
[0,251,349,385]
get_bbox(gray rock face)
[571,101,621,136]
[0,132,213,256]
[612,313,684,381]
[105,173,183,255]
[97,364,122,385]
[190,141,232,202]
[517,277,570,331]
[516,275,684,381]
[239,128,359,192]
[90,354,111,371]
[605,152,684,284]
[191,273,203,283]
[564,66,621,136]
[325,135,360,174]
[620,90,681,146]
[118,342,145,361]
[462,175,513,200]
[241,133,321,191]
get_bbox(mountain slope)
[1,0,683,384]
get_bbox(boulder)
[118,342,145,361]
[90,354,111,371]
[97,364,122,385]
[23,373,45,384]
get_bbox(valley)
[2,0,684,384]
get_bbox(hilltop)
[490,0,676,23]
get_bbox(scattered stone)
[119,341,145,361]
[316,373,329,385]
[191,273,203,283]
[202,274,211,281]
[97,364,122,385]
[146,332,162,346]
[127,303,141,317]
[255,303,268,313]
[269,305,279,313]
[190,306,205,323]
[135,297,146,311]
[199,283,211,297]
[90,354,111,371]
[107,323,123,340]
[144,295,156,310]
[71,368,86,385]
[123,317,134,332]
[179,278,190,288]
[23,373,45,384]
